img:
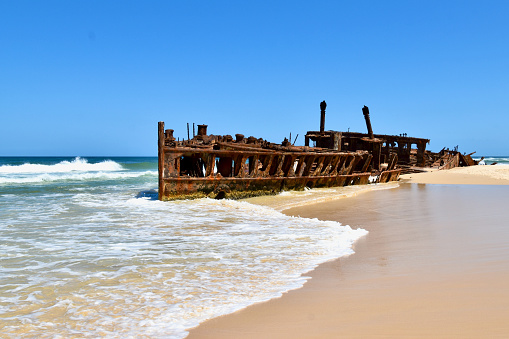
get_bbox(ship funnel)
[320,100,327,133]
[165,129,175,141]
[362,105,374,139]
[197,124,208,136]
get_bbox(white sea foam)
[0,157,123,174]
[0,157,156,184]
[0,156,389,338]
[0,170,157,184]
[0,188,367,339]
[245,182,399,212]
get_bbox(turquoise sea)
[0,156,373,338]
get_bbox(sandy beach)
[400,164,509,185]
[188,166,509,338]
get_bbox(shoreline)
[187,166,509,338]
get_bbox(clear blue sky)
[1,1,508,156]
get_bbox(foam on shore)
[245,182,399,212]
[0,164,368,339]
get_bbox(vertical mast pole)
[158,121,165,201]
[320,100,327,133]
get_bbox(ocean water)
[0,156,372,338]
[474,156,509,165]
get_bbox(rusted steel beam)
[299,155,313,177]
[463,153,476,166]
[341,131,429,145]
[331,155,345,175]
[260,154,274,177]
[204,154,216,177]
[162,147,352,157]
[344,155,361,175]
[158,122,166,200]
[440,153,460,170]
[275,155,286,177]
[294,156,306,177]
[416,141,426,167]
[216,141,274,153]
[387,153,398,171]
[338,155,355,175]
[312,156,326,176]
[282,155,296,177]
[362,105,374,139]
[235,154,248,177]
[378,169,401,183]
[335,155,347,175]
[360,153,373,173]
[248,155,260,177]
[319,156,333,175]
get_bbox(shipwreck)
[158,101,477,200]
[157,101,403,201]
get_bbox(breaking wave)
[475,157,509,165]
[0,157,157,185]
[0,157,123,174]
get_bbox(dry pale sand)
[400,164,509,185]
[188,167,509,338]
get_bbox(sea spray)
[0,157,123,174]
[0,157,156,185]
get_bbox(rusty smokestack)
[165,129,175,140]
[320,100,327,133]
[362,105,374,139]
[235,134,244,142]
[197,124,208,136]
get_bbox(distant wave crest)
[0,157,124,174]
[0,157,157,184]
[478,157,509,164]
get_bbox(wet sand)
[188,168,509,338]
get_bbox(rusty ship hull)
[158,122,399,201]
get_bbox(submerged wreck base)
[160,174,374,201]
